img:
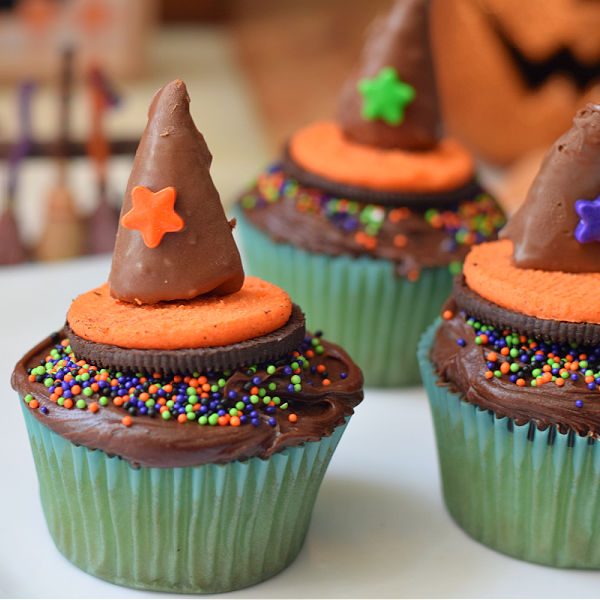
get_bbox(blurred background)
[0,0,598,265]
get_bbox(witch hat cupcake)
[419,103,600,567]
[236,0,505,387]
[12,79,363,593]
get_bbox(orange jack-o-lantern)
[431,0,600,165]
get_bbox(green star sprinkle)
[358,66,415,125]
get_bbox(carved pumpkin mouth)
[487,10,600,91]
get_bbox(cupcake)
[418,104,600,567]
[11,79,363,593]
[236,0,505,387]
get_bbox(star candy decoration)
[121,185,184,248]
[574,195,600,244]
[357,66,416,126]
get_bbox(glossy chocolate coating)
[501,104,600,273]
[337,0,441,150]
[108,79,244,303]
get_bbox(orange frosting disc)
[67,276,293,350]
[464,240,600,324]
[289,120,475,192]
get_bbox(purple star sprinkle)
[574,196,600,243]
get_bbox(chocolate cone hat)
[109,79,244,304]
[337,0,441,150]
[501,104,600,273]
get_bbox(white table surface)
[2,256,600,599]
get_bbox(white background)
[2,256,599,599]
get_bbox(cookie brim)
[282,146,482,208]
[65,304,306,373]
[453,276,600,346]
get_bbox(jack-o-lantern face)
[431,0,600,165]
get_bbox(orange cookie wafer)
[288,120,474,193]
[463,240,600,325]
[67,276,293,350]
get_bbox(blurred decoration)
[0,0,157,82]
[35,46,84,262]
[431,0,600,166]
[84,64,120,254]
[0,79,34,265]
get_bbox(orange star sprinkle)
[121,186,184,248]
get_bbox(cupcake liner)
[236,212,453,387]
[418,320,600,568]
[21,405,349,593]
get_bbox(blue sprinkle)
[340,372,348,379]
[268,417,277,426]
[575,400,584,408]
[457,338,466,347]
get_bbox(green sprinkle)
[235,401,245,411]
[57,397,65,406]
[187,412,196,421]
[198,415,208,425]
[208,413,219,426]
[166,400,174,408]
[83,387,93,397]
[99,396,109,406]
[294,384,302,392]
[266,365,276,375]
[161,410,171,420]
[76,399,87,409]
[290,375,301,384]
[44,377,54,387]
[268,382,277,391]
[280,402,288,410]
[250,395,259,404]
[24,394,33,402]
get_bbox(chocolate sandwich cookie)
[65,304,307,373]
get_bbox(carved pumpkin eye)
[432,0,600,165]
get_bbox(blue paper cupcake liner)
[418,320,600,568]
[236,212,453,387]
[21,404,349,593]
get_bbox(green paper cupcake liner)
[418,320,600,568]
[21,405,349,593]
[236,212,453,387]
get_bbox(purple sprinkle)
[40,406,48,414]
[457,339,466,347]
[251,418,260,427]
[287,384,295,393]
[252,376,261,385]
[283,366,293,375]
[340,372,348,379]
[267,417,277,427]
[227,390,237,399]
[63,390,72,399]
[571,373,579,381]
[575,399,584,408]
[217,409,226,416]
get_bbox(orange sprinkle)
[218,416,229,426]
[63,399,73,409]
[317,364,326,373]
[322,379,331,386]
[162,384,173,394]
[486,352,497,362]
[113,397,124,407]
[28,399,39,409]
[555,378,565,387]
[50,393,59,402]
[201,383,211,392]
[88,402,99,413]
[121,416,132,427]
[139,392,149,401]
[188,378,198,388]
[148,384,159,394]
[173,375,182,383]
[250,386,259,395]
[288,414,298,423]
[479,334,489,344]
[389,207,410,222]
[198,376,207,385]
[153,372,162,379]
[516,378,525,386]
[70,385,81,395]
[306,350,314,358]
[442,310,454,320]
[177,414,187,424]
[407,269,420,282]
[484,371,493,379]
[90,383,99,392]
[500,362,510,374]
[28,374,36,382]
[230,416,241,427]
[542,364,551,372]
[393,234,408,248]
[159,405,169,413]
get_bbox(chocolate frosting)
[12,333,363,468]
[431,313,600,436]
[108,79,244,303]
[240,169,504,276]
[501,104,600,273]
[337,0,441,150]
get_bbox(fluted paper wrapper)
[418,321,600,568]
[21,405,348,593]
[237,212,453,387]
